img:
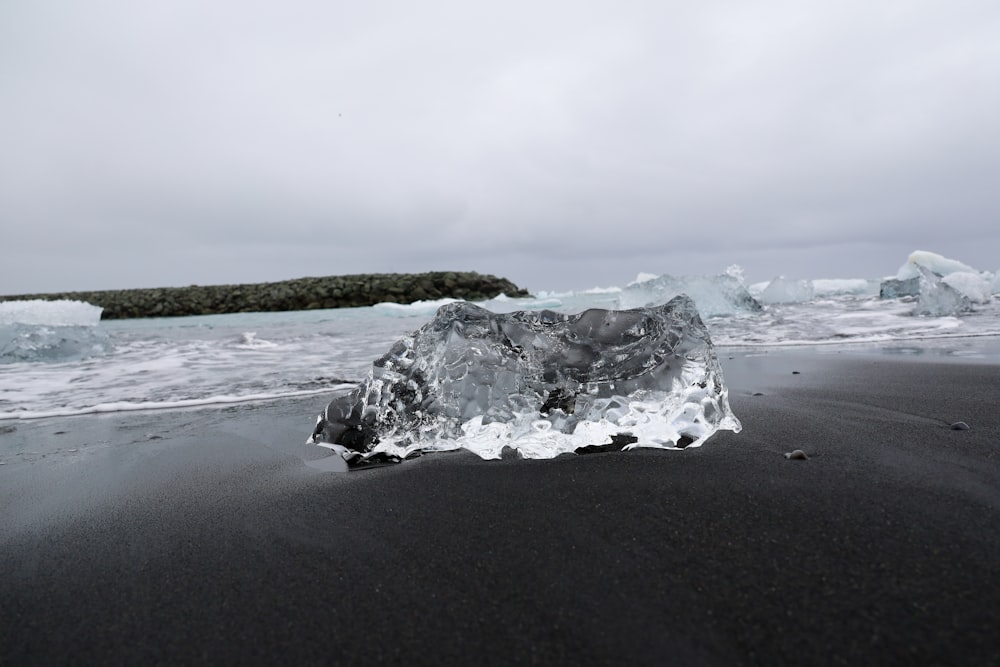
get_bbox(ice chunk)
[914,266,973,317]
[896,250,977,280]
[942,272,992,304]
[0,299,109,363]
[617,271,762,317]
[0,299,103,326]
[881,251,991,306]
[879,277,920,299]
[310,296,742,466]
[758,277,815,304]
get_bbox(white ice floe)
[0,299,103,326]
[0,300,108,364]
[896,250,978,280]
[942,272,992,304]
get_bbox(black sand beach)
[2,352,999,665]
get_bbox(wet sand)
[2,352,999,665]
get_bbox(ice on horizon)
[896,250,993,303]
[914,266,974,317]
[758,277,815,305]
[895,251,978,281]
[881,250,994,316]
[617,269,762,317]
[749,278,879,301]
[942,273,993,304]
[0,299,103,326]
[310,297,741,466]
[0,299,110,364]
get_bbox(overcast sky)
[2,1,999,294]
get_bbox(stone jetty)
[1,272,530,320]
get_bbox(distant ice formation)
[617,269,762,317]
[895,251,977,280]
[310,297,742,468]
[373,298,459,317]
[759,277,815,304]
[879,277,921,299]
[0,299,110,364]
[0,299,103,326]
[881,251,993,315]
[913,266,974,317]
[942,273,992,304]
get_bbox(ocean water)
[2,268,1000,423]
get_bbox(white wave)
[4,275,1000,424]
[708,295,994,348]
[0,386,354,421]
[232,331,279,348]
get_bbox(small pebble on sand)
[950,421,971,430]
[784,449,809,460]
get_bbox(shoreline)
[2,351,999,665]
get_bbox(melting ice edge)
[309,295,742,469]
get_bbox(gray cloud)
[2,0,999,294]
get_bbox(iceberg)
[0,299,103,326]
[941,272,992,304]
[881,250,991,308]
[310,297,741,468]
[758,277,815,304]
[895,250,977,280]
[879,277,920,299]
[0,299,110,363]
[914,266,973,317]
[617,269,762,317]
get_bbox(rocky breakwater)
[0,272,530,320]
